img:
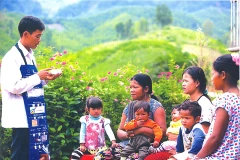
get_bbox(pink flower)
[166,72,172,76]
[61,62,66,65]
[63,50,68,54]
[231,53,240,66]
[108,71,111,74]
[158,74,162,78]
[114,99,118,102]
[100,78,105,82]
[178,79,183,83]
[50,57,55,61]
[56,62,59,64]
[71,77,75,80]
[58,53,63,56]
[53,53,57,57]
[175,65,180,69]
[114,72,117,76]
[145,69,149,73]
[86,86,90,90]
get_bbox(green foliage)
[0,45,188,159]
[156,4,173,27]
[154,59,187,123]
[39,49,187,159]
[0,98,12,159]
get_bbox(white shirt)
[198,96,214,124]
[1,41,42,128]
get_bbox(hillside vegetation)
[0,0,231,56]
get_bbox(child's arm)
[104,120,118,147]
[124,119,138,131]
[175,128,184,154]
[187,127,205,158]
[79,117,87,152]
[151,121,163,147]
[196,108,229,158]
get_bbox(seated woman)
[117,73,167,159]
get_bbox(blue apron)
[15,43,50,160]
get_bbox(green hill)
[59,26,228,79]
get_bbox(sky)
[35,0,81,17]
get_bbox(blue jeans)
[11,128,29,160]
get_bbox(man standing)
[1,16,61,160]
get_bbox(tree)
[139,18,149,33]
[202,19,214,36]
[124,19,133,38]
[156,4,173,27]
[115,22,125,39]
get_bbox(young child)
[195,53,240,159]
[71,96,118,160]
[120,100,163,160]
[149,104,181,153]
[169,101,205,160]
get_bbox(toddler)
[120,100,162,160]
[71,96,117,160]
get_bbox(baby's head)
[171,104,181,122]
[134,100,150,122]
[85,96,103,118]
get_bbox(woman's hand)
[126,130,135,138]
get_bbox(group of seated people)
[71,53,240,160]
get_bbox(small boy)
[120,100,162,160]
[149,104,181,153]
[168,101,205,160]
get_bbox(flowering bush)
[0,47,187,159]
[154,59,187,123]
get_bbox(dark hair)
[183,66,211,101]
[172,104,181,111]
[131,73,159,101]
[179,101,201,119]
[134,100,150,113]
[213,54,239,86]
[86,96,103,109]
[18,16,45,37]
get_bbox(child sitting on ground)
[149,104,181,153]
[168,101,205,160]
[71,96,118,160]
[120,100,163,160]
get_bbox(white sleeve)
[104,118,116,141]
[1,51,41,94]
[198,96,214,124]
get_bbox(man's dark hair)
[18,16,45,37]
